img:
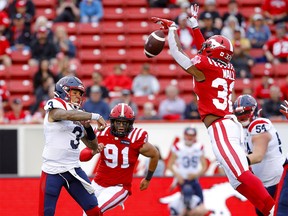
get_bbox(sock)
[86,206,102,216]
[236,171,275,216]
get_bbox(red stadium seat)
[126,34,147,48]
[77,35,102,48]
[78,23,102,35]
[100,21,125,34]
[153,48,172,62]
[274,63,288,78]
[249,48,265,59]
[124,21,151,34]
[102,0,124,7]
[10,50,31,63]
[35,8,56,20]
[79,49,127,63]
[10,94,35,109]
[251,63,274,77]
[78,49,103,63]
[126,48,155,63]
[123,0,147,7]
[0,65,9,79]
[33,0,56,7]
[9,64,37,79]
[154,63,181,79]
[100,34,127,48]
[148,8,175,20]
[178,79,194,93]
[131,95,156,109]
[103,7,125,20]
[52,22,78,35]
[159,79,179,93]
[234,78,253,93]
[123,7,149,20]
[7,79,33,94]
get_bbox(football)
[144,30,165,58]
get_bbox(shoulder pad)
[128,128,148,143]
[248,118,272,135]
[44,98,68,111]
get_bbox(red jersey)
[262,0,288,15]
[192,54,235,120]
[263,36,288,59]
[0,36,10,56]
[0,83,10,102]
[93,126,148,193]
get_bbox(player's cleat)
[151,17,176,30]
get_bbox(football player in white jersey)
[233,94,285,216]
[274,100,288,216]
[38,75,107,216]
[167,126,208,216]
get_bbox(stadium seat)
[35,8,56,20]
[126,48,155,63]
[159,79,179,93]
[10,50,31,64]
[10,94,35,109]
[131,95,156,109]
[274,63,288,78]
[52,22,78,35]
[78,49,103,63]
[126,34,147,48]
[102,48,127,62]
[148,8,175,20]
[102,0,124,7]
[123,7,149,20]
[77,35,102,48]
[100,21,125,34]
[124,21,151,34]
[78,23,102,35]
[9,64,37,79]
[7,79,33,94]
[249,48,265,59]
[234,78,253,93]
[153,48,172,62]
[33,0,56,7]
[154,63,181,79]
[251,63,274,77]
[0,65,9,79]
[123,0,147,7]
[178,79,194,93]
[103,7,125,20]
[100,34,127,48]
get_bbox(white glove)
[187,4,199,29]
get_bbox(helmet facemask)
[110,118,134,137]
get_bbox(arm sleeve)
[192,28,205,51]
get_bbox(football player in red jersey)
[151,4,275,216]
[80,103,160,215]
[274,100,288,216]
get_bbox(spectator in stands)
[8,0,35,27]
[254,71,274,105]
[132,63,160,97]
[82,85,110,120]
[262,85,285,120]
[32,16,53,43]
[6,13,31,51]
[104,64,132,96]
[232,27,251,54]
[0,0,8,11]
[222,0,245,28]
[53,25,76,69]
[29,26,57,67]
[221,15,245,41]
[199,0,222,29]
[4,98,31,123]
[32,58,57,91]
[30,100,46,124]
[139,101,160,120]
[30,75,55,115]
[231,41,254,78]
[0,16,11,67]
[0,80,10,110]
[246,14,271,49]
[158,84,186,120]
[110,89,138,117]
[184,93,200,120]
[262,0,288,24]
[200,12,221,40]
[54,0,80,23]
[175,12,196,51]
[280,74,288,101]
[86,71,109,102]
[263,22,288,64]
[55,56,77,81]
[79,0,103,23]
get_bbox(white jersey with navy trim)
[244,117,285,187]
[41,98,85,174]
[171,141,204,179]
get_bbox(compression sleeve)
[192,27,205,51]
[168,28,193,70]
[80,147,94,161]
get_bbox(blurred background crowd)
[0,0,287,124]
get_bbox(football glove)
[187,4,199,29]
[151,17,177,30]
[280,100,288,119]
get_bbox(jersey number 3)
[212,78,234,112]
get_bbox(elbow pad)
[168,29,193,70]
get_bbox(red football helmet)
[199,35,233,63]
[109,103,135,137]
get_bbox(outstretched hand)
[151,17,176,30]
[190,4,199,18]
[187,4,199,29]
[280,100,288,119]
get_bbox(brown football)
[144,30,165,58]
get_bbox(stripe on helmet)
[120,103,125,117]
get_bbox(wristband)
[246,156,251,166]
[145,170,154,181]
[91,113,101,120]
[85,126,96,140]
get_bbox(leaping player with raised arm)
[151,4,275,216]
